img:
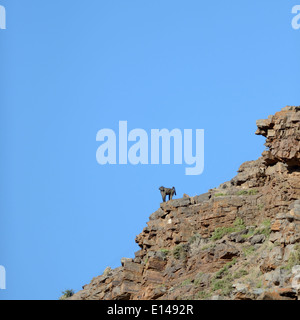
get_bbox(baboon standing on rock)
[159,186,176,202]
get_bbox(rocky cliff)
[69,106,300,300]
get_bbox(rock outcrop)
[256,106,300,167]
[69,106,300,300]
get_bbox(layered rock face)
[256,106,300,167]
[70,106,300,300]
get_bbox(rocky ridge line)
[69,106,300,300]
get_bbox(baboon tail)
[173,187,176,195]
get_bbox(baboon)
[159,186,176,202]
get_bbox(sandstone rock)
[192,193,212,204]
[149,208,167,220]
[160,197,191,210]
[259,287,297,300]
[145,257,167,271]
[256,106,300,167]
[263,268,289,287]
[228,229,248,243]
[121,258,133,266]
[120,281,141,296]
[232,158,266,187]
[214,243,240,260]
[69,106,300,301]
[232,283,249,293]
[250,234,266,245]
[292,265,300,275]
[143,270,164,284]
[271,220,281,232]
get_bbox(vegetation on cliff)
[68,106,300,300]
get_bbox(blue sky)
[0,0,299,300]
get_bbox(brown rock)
[69,106,300,301]
[143,270,164,284]
[145,257,167,271]
[271,220,281,232]
[259,288,297,300]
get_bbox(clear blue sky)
[0,0,299,300]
